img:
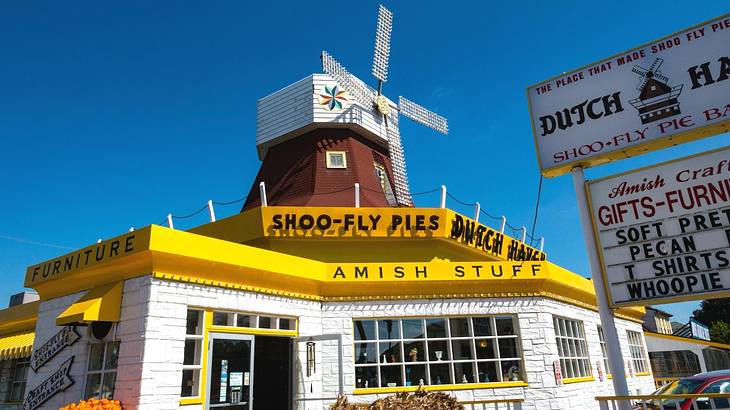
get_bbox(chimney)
[9,291,39,308]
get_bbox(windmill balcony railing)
[596,393,730,410]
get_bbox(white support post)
[354,183,360,208]
[259,181,268,207]
[521,226,527,242]
[539,237,545,252]
[167,214,174,230]
[474,202,480,222]
[207,200,216,222]
[500,216,506,233]
[440,185,447,208]
[571,167,630,408]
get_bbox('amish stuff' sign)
[529,14,730,177]
[587,147,730,307]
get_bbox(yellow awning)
[0,331,34,360]
[56,281,122,326]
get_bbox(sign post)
[572,167,630,407]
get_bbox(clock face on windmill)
[317,83,349,111]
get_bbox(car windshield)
[647,380,704,409]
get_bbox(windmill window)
[326,151,347,169]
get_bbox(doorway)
[252,336,292,410]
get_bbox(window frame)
[6,358,30,403]
[325,151,347,169]
[352,315,526,393]
[83,340,120,400]
[553,316,592,382]
[181,309,205,399]
[627,330,650,375]
[597,325,611,376]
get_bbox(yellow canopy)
[56,282,122,326]
[0,331,34,360]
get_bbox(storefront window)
[553,316,591,380]
[353,316,524,389]
[211,311,296,331]
[181,309,204,398]
[8,358,30,402]
[84,341,120,399]
[597,326,611,374]
[649,350,701,378]
[627,330,649,374]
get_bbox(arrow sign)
[23,356,75,410]
[31,326,80,372]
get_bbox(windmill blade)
[385,115,413,207]
[371,4,394,84]
[637,77,648,91]
[654,72,669,83]
[632,66,648,76]
[398,96,449,135]
[321,51,376,108]
[649,57,663,72]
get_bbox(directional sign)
[587,146,730,307]
[31,326,80,372]
[23,357,75,410]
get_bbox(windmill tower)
[243,4,448,210]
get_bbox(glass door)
[206,333,255,410]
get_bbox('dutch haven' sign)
[587,147,730,307]
[529,14,730,177]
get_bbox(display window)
[7,358,30,402]
[597,326,611,375]
[84,341,120,400]
[553,316,592,382]
[627,330,649,375]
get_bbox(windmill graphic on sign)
[629,58,683,124]
[321,5,449,207]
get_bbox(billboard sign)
[528,14,730,177]
[587,146,730,307]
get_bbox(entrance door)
[206,333,255,410]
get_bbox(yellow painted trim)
[353,381,528,395]
[178,397,202,406]
[635,372,651,377]
[644,331,730,350]
[563,376,595,384]
[56,281,123,325]
[0,301,39,336]
[201,310,212,405]
[208,325,298,338]
[0,331,35,360]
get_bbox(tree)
[692,298,730,327]
[710,321,730,344]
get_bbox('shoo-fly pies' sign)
[587,146,730,307]
[528,14,730,177]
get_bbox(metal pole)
[354,183,360,208]
[474,202,481,222]
[167,214,174,230]
[521,226,527,242]
[500,216,506,233]
[440,185,447,208]
[259,181,268,207]
[207,200,216,222]
[571,167,630,407]
[539,237,545,252]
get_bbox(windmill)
[321,5,449,207]
[631,58,669,91]
[629,57,683,125]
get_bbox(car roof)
[684,371,730,382]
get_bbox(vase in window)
[409,347,418,362]
[434,350,443,361]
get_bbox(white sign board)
[587,146,730,307]
[23,357,74,410]
[529,14,730,177]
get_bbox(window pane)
[101,371,116,399]
[88,343,104,371]
[449,318,470,337]
[405,365,426,387]
[259,317,273,329]
[429,363,451,385]
[500,360,523,381]
[85,373,102,400]
[428,340,448,361]
[355,343,377,364]
[354,321,376,341]
[181,369,199,397]
[105,342,120,370]
[186,310,202,335]
[279,318,293,330]
[454,362,475,384]
[452,340,473,360]
[402,319,424,339]
[236,315,252,328]
[378,320,400,340]
[213,312,229,326]
[498,338,518,359]
[426,318,447,338]
[379,342,402,363]
[184,339,200,365]
[477,361,499,383]
[356,366,378,388]
[473,317,494,337]
[404,341,425,362]
[475,339,497,359]
[495,317,515,335]
[380,365,403,387]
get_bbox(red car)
[642,371,730,410]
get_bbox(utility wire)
[213,195,248,206]
[529,175,544,248]
[0,234,74,250]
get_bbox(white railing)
[460,398,524,410]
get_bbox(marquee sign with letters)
[587,146,730,307]
[528,13,730,177]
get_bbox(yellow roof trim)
[644,331,730,350]
[0,300,39,336]
[0,331,34,360]
[56,282,123,326]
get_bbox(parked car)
[639,370,730,410]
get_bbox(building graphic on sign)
[628,58,684,125]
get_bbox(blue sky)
[0,1,727,322]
